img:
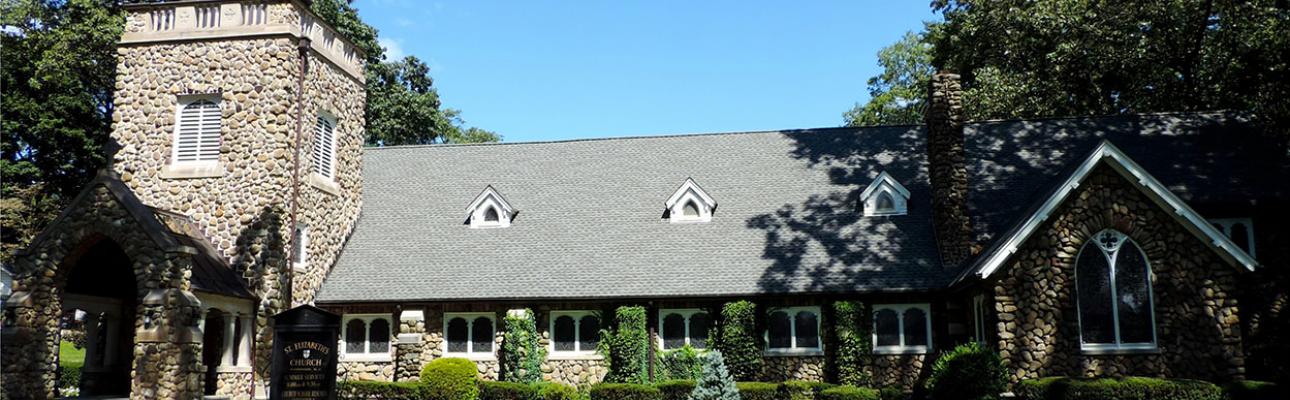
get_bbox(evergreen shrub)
[778,380,816,400]
[831,301,871,386]
[1222,380,1282,400]
[715,301,762,381]
[535,382,580,400]
[602,306,651,384]
[1014,377,1222,400]
[479,380,538,400]
[337,380,427,399]
[658,345,703,381]
[924,342,1007,400]
[589,383,662,400]
[689,351,741,400]
[500,308,545,383]
[735,382,778,400]
[420,357,480,400]
[817,385,881,400]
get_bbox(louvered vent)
[311,116,336,179]
[173,99,221,164]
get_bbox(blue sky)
[356,1,939,142]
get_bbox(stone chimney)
[926,71,974,268]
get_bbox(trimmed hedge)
[818,385,882,400]
[736,382,779,400]
[535,382,580,400]
[479,381,538,400]
[500,309,545,383]
[1223,381,1283,400]
[656,380,696,400]
[779,380,821,400]
[878,387,904,400]
[603,306,651,384]
[925,342,1007,400]
[831,301,872,386]
[716,301,763,381]
[338,380,428,400]
[421,358,480,400]
[1015,377,1222,400]
[590,383,662,400]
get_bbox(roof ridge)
[364,124,922,151]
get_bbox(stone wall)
[338,361,396,382]
[214,371,253,399]
[925,71,974,267]
[993,164,1245,382]
[763,356,826,382]
[866,355,926,390]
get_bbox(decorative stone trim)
[161,162,225,179]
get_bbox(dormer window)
[466,186,514,229]
[665,178,716,223]
[860,171,910,216]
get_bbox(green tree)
[499,309,545,383]
[687,351,740,400]
[925,0,1290,131]
[1,0,123,262]
[844,31,935,126]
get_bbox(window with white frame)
[860,171,911,216]
[342,314,391,361]
[550,311,600,356]
[765,307,821,353]
[1210,218,1255,257]
[972,295,987,344]
[311,114,337,180]
[659,309,711,350]
[872,304,932,354]
[172,96,222,165]
[291,224,309,273]
[665,178,716,223]
[444,313,495,358]
[1076,229,1156,352]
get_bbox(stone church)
[2,0,1286,399]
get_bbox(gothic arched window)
[1076,230,1157,351]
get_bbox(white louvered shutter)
[174,99,221,163]
[311,116,336,179]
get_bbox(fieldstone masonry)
[993,164,1245,382]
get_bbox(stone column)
[238,314,253,366]
[222,311,236,367]
[395,309,426,382]
[84,312,102,369]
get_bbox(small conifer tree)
[688,351,741,400]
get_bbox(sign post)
[270,305,341,400]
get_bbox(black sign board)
[270,305,341,400]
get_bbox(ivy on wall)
[500,308,545,383]
[714,300,762,381]
[831,300,872,386]
[600,305,650,384]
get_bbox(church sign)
[270,305,341,400]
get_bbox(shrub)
[658,345,703,381]
[58,365,82,393]
[715,301,763,381]
[420,357,480,400]
[589,383,662,400]
[831,301,871,386]
[1014,376,1222,400]
[535,382,580,400]
[1223,380,1282,400]
[338,380,428,400]
[736,382,778,400]
[690,351,741,400]
[818,385,882,400]
[479,380,538,400]
[602,306,651,383]
[778,380,817,400]
[878,387,904,400]
[500,309,546,383]
[924,342,1007,400]
[656,380,696,400]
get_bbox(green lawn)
[59,341,84,369]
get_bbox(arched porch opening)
[57,236,139,397]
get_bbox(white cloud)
[379,37,405,61]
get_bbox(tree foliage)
[601,306,651,384]
[713,301,762,382]
[500,309,545,383]
[927,0,1290,129]
[830,301,872,386]
[843,31,935,126]
[687,351,741,400]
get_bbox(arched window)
[550,311,600,354]
[445,313,495,357]
[345,319,366,354]
[342,314,392,361]
[369,319,390,353]
[484,207,500,222]
[1076,230,1156,351]
[766,307,821,352]
[872,304,931,353]
[682,201,700,218]
[662,313,686,349]
[767,311,792,349]
[553,315,576,352]
[876,192,895,211]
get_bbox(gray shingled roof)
[316,126,946,302]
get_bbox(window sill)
[309,173,340,196]
[340,354,393,363]
[161,162,224,179]
[763,349,824,357]
[547,352,603,361]
[444,353,496,362]
[292,264,307,274]
[873,346,931,355]
[1080,345,1159,355]
[214,365,253,373]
